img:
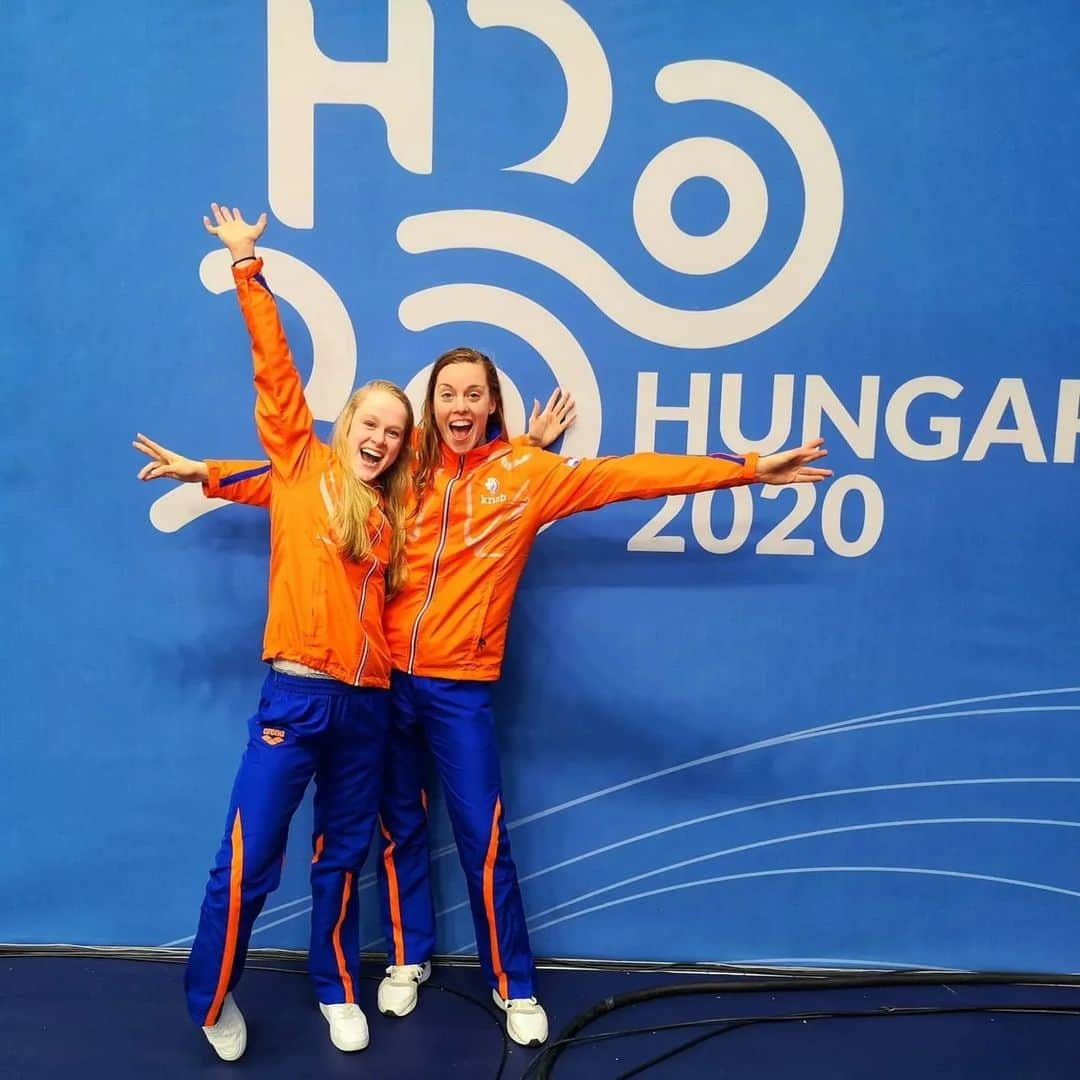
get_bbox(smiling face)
[432,360,498,454]
[344,387,410,482]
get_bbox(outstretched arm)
[532,439,831,524]
[133,433,271,508]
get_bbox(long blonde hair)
[413,347,506,504]
[329,380,415,596]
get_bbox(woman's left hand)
[755,438,832,485]
[203,203,267,263]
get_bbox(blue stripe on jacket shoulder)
[220,464,271,487]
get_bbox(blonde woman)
[168,205,414,1061]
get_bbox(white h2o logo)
[152,0,842,533]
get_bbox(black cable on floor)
[10,947,1080,1080]
[526,972,1080,1080]
[611,1005,1080,1080]
[420,982,512,1080]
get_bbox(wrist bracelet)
[231,255,257,267]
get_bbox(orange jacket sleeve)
[203,459,272,508]
[532,450,759,524]
[202,437,534,511]
[232,258,316,481]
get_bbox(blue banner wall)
[4,1,1078,973]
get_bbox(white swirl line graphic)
[730,957,974,972]
[161,891,313,947]
[528,817,1080,923]
[467,0,611,182]
[516,867,1080,940]
[408,704,1080,873]
[505,690,1080,829]
[447,818,1080,952]
[156,691,1079,944]
[426,778,1080,923]
[249,906,312,935]
[398,62,843,348]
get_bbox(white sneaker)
[201,993,247,1061]
[377,961,431,1017]
[492,990,549,1046]
[319,1002,369,1052]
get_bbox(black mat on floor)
[2,954,1078,1078]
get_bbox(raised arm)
[532,439,831,524]
[203,204,316,481]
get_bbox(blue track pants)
[185,670,388,1025]
[376,671,536,1000]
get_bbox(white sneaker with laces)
[377,961,431,1017]
[492,990,549,1046]
[201,993,247,1061]
[319,1002,369,1052]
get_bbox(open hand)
[527,388,577,448]
[133,433,208,483]
[203,203,267,262]
[756,438,832,485]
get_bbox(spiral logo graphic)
[398,61,844,350]
[152,45,841,533]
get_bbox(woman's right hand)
[132,433,208,483]
[527,388,577,448]
[202,203,267,263]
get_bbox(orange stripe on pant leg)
[204,809,244,1026]
[483,797,509,1002]
[311,833,324,864]
[331,870,356,1003]
[379,818,406,965]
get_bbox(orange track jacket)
[217,259,392,687]
[206,408,757,682]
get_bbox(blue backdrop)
[4,0,1078,974]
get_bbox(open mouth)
[358,448,384,466]
[448,420,474,438]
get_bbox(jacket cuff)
[201,460,223,498]
[231,256,264,284]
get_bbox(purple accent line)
[253,272,272,296]
[708,452,747,465]
[220,464,270,487]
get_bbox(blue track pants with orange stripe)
[185,670,388,1026]
[377,672,536,1000]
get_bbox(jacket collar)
[438,425,512,472]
